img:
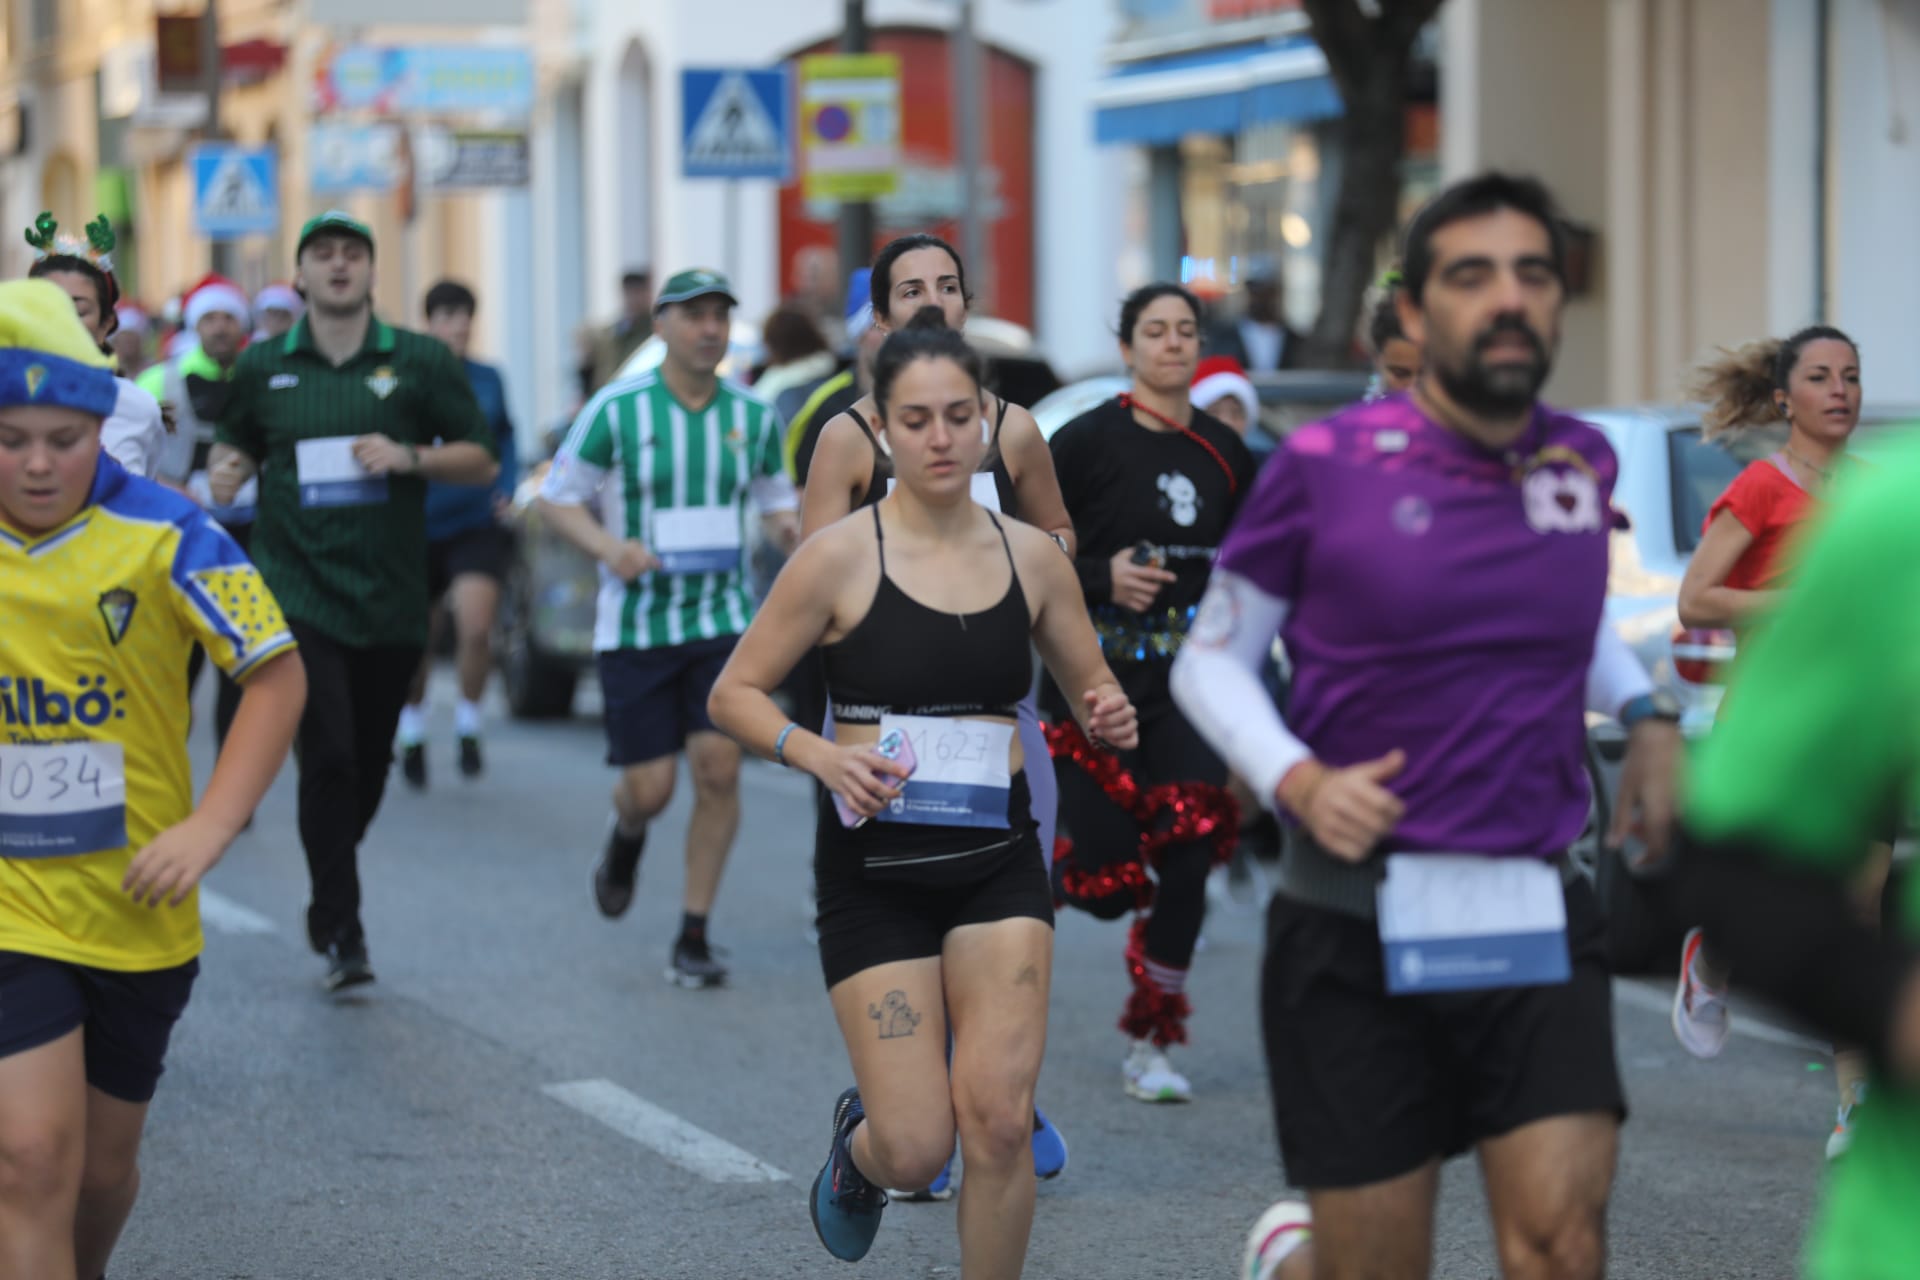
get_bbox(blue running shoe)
[1031,1107,1068,1180]
[890,1150,956,1203]
[810,1087,888,1260]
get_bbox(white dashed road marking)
[542,1079,791,1184]
[198,887,278,935]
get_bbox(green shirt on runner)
[1688,433,1920,1280]
[541,370,786,651]
[216,315,493,649]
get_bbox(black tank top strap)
[870,502,886,572]
[992,394,1010,443]
[983,509,1015,567]
[847,406,892,510]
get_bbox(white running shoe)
[1122,1039,1192,1103]
[1827,1082,1867,1160]
[1243,1199,1312,1280]
[1671,927,1731,1060]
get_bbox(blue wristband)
[774,722,799,767]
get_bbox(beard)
[1431,315,1554,417]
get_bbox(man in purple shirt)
[1172,173,1681,1280]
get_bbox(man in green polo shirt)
[209,211,498,992]
[539,268,798,989]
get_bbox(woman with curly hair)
[1673,325,1885,1159]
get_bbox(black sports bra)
[847,396,1020,516]
[822,505,1033,726]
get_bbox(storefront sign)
[418,127,531,189]
[312,46,535,118]
[155,15,208,96]
[799,54,901,202]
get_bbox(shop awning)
[1093,37,1342,146]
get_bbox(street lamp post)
[837,0,876,296]
[952,0,990,313]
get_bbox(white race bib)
[1376,854,1570,995]
[295,437,388,508]
[877,714,1014,830]
[0,741,128,858]
[885,472,1001,511]
[188,470,259,525]
[651,506,744,574]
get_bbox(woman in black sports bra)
[800,233,1074,551]
[1043,282,1258,1107]
[709,318,1135,1274]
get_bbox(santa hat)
[183,275,251,330]
[1191,355,1258,424]
[255,282,304,319]
[114,302,150,335]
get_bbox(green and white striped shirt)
[542,372,793,651]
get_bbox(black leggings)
[1046,664,1226,970]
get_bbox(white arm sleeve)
[102,380,166,478]
[1586,616,1655,718]
[1169,569,1312,811]
[538,452,609,507]
[750,470,799,514]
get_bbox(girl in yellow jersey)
[0,280,305,1280]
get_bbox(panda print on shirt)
[1158,471,1200,527]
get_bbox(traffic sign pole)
[837,0,875,301]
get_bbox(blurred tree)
[1300,0,1447,366]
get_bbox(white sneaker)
[1243,1199,1312,1280]
[1122,1039,1192,1103]
[1671,927,1731,1060]
[1827,1082,1867,1160]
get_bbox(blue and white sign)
[651,506,743,575]
[681,68,792,180]
[191,145,279,239]
[1377,854,1572,995]
[316,46,536,118]
[295,437,389,509]
[0,741,128,858]
[309,122,404,193]
[877,715,1014,830]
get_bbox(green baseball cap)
[296,210,375,258]
[654,268,737,312]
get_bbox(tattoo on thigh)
[868,990,922,1039]
[1014,964,1040,987]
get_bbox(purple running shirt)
[1215,393,1618,859]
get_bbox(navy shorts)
[598,635,738,766]
[427,524,512,600]
[0,951,199,1103]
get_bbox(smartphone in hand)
[835,728,918,829]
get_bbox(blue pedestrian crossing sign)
[191,145,280,239]
[681,68,792,181]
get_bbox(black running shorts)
[0,951,199,1104]
[814,773,1055,988]
[1260,875,1625,1190]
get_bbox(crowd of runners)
[0,171,1913,1280]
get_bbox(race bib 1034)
[0,741,128,858]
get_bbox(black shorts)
[597,636,738,766]
[1261,875,1625,1190]
[427,525,512,600]
[814,772,1055,988]
[0,951,199,1104]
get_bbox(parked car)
[1576,403,1920,970]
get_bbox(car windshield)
[1668,428,1755,554]
[1670,414,1920,553]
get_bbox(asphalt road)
[109,671,1832,1279]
